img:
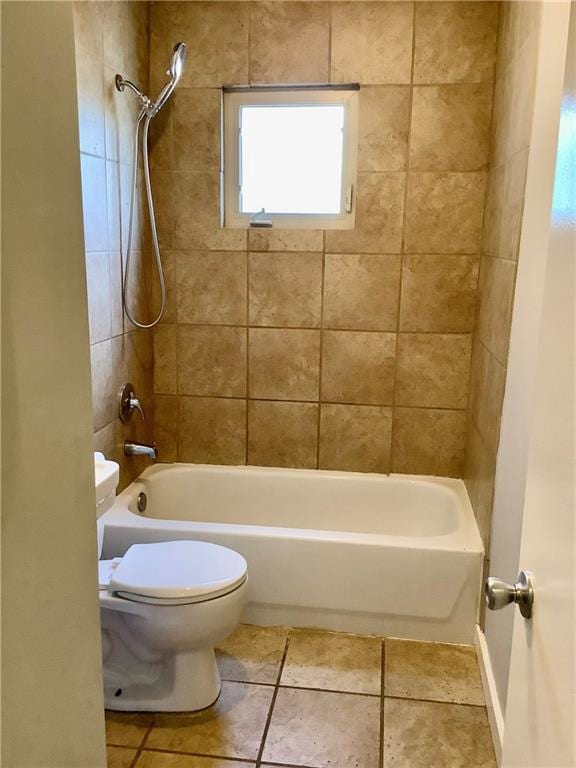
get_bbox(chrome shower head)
[168,42,187,82]
[115,42,187,118]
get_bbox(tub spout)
[124,441,157,460]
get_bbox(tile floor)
[105,625,497,768]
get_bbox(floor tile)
[136,751,254,767]
[385,639,485,705]
[383,698,496,767]
[216,624,289,684]
[107,746,137,768]
[145,681,274,760]
[262,687,380,768]
[280,629,382,695]
[105,711,154,747]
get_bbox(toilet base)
[104,647,222,712]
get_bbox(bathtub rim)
[101,463,484,556]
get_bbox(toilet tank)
[94,452,120,558]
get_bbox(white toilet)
[95,454,248,712]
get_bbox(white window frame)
[222,85,359,230]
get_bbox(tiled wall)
[464,1,542,547]
[150,1,499,475]
[73,2,155,489]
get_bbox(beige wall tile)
[149,101,172,170]
[404,172,486,254]
[262,687,380,767]
[111,330,154,401]
[325,172,405,254]
[106,161,121,254]
[468,338,506,456]
[85,251,112,344]
[153,324,177,394]
[150,169,174,250]
[177,252,247,325]
[322,330,396,405]
[464,420,496,547]
[248,228,323,252]
[319,403,392,473]
[75,43,106,157]
[414,2,498,84]
[331,2,413,85]
[173,89,221,171]
[476,257,517,366]
[178,325,247,397]
[150,250,176,325]
[410,85,492,171]
[358,86,410,172]
[108,251,124,337]
[500,149,528,261]
[323,254,401,331]
[150,2,249,89]
[174,172,246,251]
[249,328,320,400]
[80,154,108,252]
[400,255,478,333]
[248,400,318,468]
[73,2,103,59]
[179,397,246,465]
[249,253,323,328]
[392,407,466,477]
[250,2,330,84]
[90,339,115,431]
[383,698,496,767]
[396,333,471,409]
[153,394,178,462]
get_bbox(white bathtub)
[100,463,484,643]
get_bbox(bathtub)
[100,463,484,644]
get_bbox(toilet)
[95,454,248,712]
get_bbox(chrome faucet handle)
[128,395,144,420]
[119,382,145,423]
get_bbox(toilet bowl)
[94,454,248,712]
[99,540,248,712]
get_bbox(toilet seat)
[104,540,248,606]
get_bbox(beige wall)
[464,1,543,548]
[1,2,106,765]
[150,1,498,475]
[73,1,155,490]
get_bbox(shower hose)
[122,109,166,329]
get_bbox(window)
[223,86,359,230]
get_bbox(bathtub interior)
[128,463,473,539]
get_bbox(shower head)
[153,42,187,115]
[115,42,187,117]
[168,43,187,82]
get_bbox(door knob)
[485,570,535,619]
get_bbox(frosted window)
[239,105,345,215]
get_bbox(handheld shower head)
[168,42,187,82]
[153,42,187,115]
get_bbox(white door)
[500,4,575,766]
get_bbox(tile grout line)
[315,232,327,469]
[389,0,417,476]
[128,716,156,768]
[254,631,292,767]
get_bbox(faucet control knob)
[119,382,145,423]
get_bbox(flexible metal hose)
[122,109,166,329]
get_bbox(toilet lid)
[108,540,248,602]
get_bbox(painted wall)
[1,2,106,764]
[149,0,498,474]
[73,1,155,490]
